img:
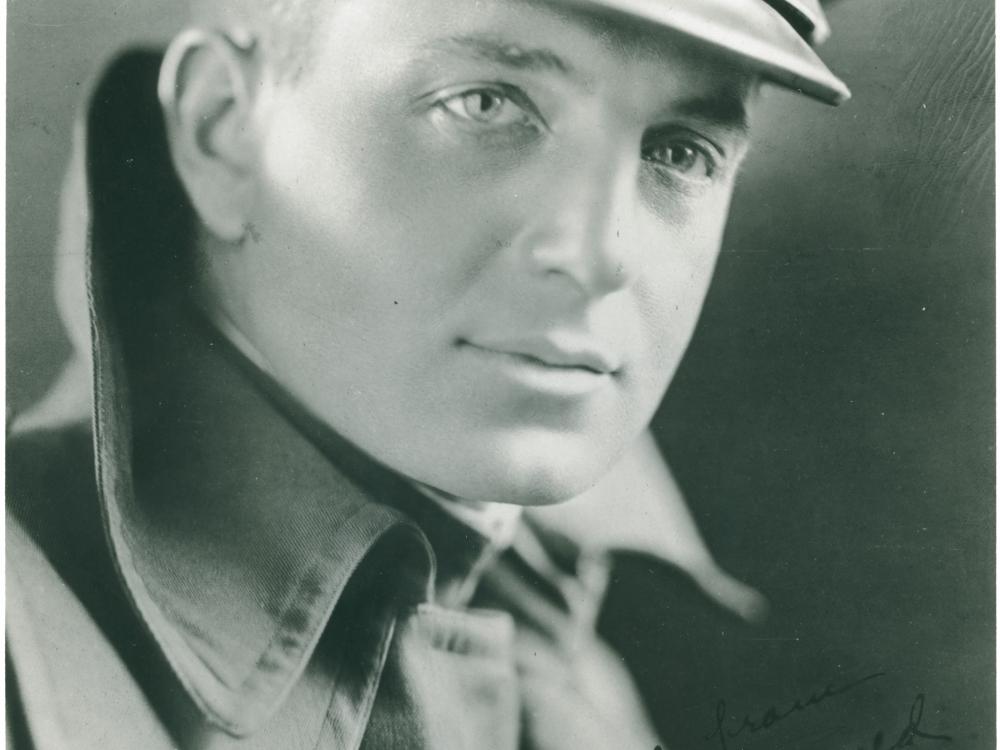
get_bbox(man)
[6,0,848,747]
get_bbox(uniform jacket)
[7,49,764,750]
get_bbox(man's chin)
[410,433,628,507]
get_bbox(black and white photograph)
[6,1,995,748]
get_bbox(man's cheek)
[633,273,712,379]
[384,194,516,292]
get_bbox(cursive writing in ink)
[705,672,885,750]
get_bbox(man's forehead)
[407,0,755,76]
[505,0,762,75]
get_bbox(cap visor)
[565,0,851,104]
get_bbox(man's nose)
[517,145,642,299]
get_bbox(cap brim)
[565,0,851,105]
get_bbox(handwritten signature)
[702,674,953,750]
[705,672,886,750]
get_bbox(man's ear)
[159,29,259,243]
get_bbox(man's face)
[235,0,754,504]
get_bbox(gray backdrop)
[8,1,995,748]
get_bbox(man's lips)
[457,334,622,375]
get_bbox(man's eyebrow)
[670,90,751,134]
[420,34,752,133]
[422,34,583,83]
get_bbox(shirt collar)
[414,483,523,549]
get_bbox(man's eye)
[642,140,716,181]
[438,88,534,128]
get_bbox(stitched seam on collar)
[222,509,428,733]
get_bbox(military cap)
[568,0,850,104]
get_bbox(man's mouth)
[457,333,622,375]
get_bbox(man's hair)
[189,0,327,81]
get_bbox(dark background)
[8,1,995,748]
